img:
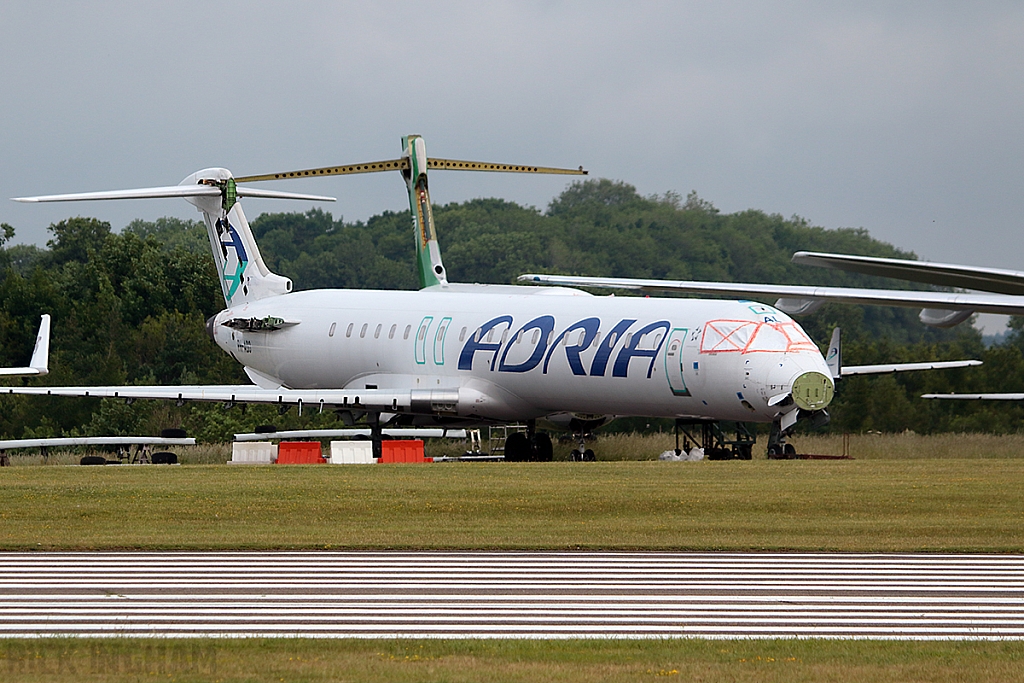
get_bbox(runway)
[2,552,1023,639]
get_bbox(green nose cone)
[792,371,834,411]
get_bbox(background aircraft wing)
[921,393,1024,400]
[842,360,982,376]
[517,274,1024,316]
[0,436,195,449]
[0,384,412,411]
[792,251,1024,296]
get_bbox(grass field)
[2,456,1024,551]
[4,435,1024,682]
[2,638,1024,683]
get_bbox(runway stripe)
[1,552,1023,639]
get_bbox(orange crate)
[276,441,325,464]
[379,439,426,463]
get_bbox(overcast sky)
[2,2,1022,327]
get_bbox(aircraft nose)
[791,371,834,411]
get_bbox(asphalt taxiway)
[1,552,1022,638]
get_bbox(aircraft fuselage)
[210,285,833,423]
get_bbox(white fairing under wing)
[516,274,1024,318]
[0,314,50,377]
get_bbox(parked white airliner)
[11,136,955,458]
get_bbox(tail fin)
[0,314,50,377]
[13,168,334,308]
[401,136,449,289]
[826,327,841,380]
[181,168,294,306]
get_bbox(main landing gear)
[503,420,554,462]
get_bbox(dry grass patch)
[2,638,1023,683]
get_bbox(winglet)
[826,327,841,380]
[29,314,50,375]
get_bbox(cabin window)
[487,329,495,343]
[608,332,618,346]
[475,328,482,342]
[459,326,467,342]
[594,332,602,346]
[404,325,412,340]
[329,322,336,338]
[654,333,663,347]
[374,324,382,339]
[531,329,540,345]
[515,330,523,344]
[547,330,555,346]
[418,325,426,341]
[389,324,397,340]
[360,323,368,338]
[346,323,353,338]
[501,329,508,344]
[623,332,632,346]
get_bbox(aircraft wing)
[842,360,982,376]
[517,274,1024,316]
[921,393,1024,400]
[0,436,195,449]
[0,384,413,411]
[792,251,1024,296]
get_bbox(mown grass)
[2,638,1023,683]
[2,457,1023,551]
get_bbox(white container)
[231,441,277,464]
[329,440,375,464]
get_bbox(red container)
[379,439,427,463]
[276,441,325,464]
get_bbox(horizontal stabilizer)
[13,186,334,203]
[842,360,982,376]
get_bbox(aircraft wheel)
[254,424,278,434]
[504,432,531,462]
[160,428,187,439]
[569,449,582,461]
[737,444,753,460]
[767,445,783,459]
[80,456,107,466]
[152,451,178,465]
[582,449,596,462]
[533,433,553,462]
[783,443,797,457]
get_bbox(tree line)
[0,179,1019,441]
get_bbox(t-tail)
[12,170,335,307]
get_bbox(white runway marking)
[1,552,1023,639]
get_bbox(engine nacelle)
[919,308,974,328]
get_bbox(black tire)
[152,451,178,465]
[582,449,596,462]
[504,432,531,462]
[767,445,782,459]
[80,456,107,466]
[570,449,582,462]
[737,444,753,460]
[254,424,278,434]
[533,433,554,462]
[783,443,797,457]
[160,428,187,439]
